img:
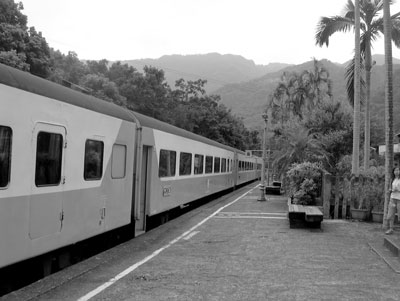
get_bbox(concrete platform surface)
[3,183,400,301]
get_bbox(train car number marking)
[162,186,171,197]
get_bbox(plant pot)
[350,208,369,221]
[371,211,384,223]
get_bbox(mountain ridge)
[121,52,400,139]
[121,53,292,92]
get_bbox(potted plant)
[349,166,384,221]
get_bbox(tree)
[383,0,394,228]
[0,0,27,28]
[0,1,51,77]
[25,26,51,77]
[272,121,329,176]
[303,99,353,172]
[269,59,332,123]
[315,0,400,170]
[0,49,28,70]
[86,59,109,76]
[80,73,126,106]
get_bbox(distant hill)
[215,58,400,134]
[122,52,400,141]
[122,53,292,92]
[342,54,400,66]
[215,59,347,130]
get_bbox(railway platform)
[3,183,400,300]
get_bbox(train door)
[233,152,238,187]
[29,123,66,239]
[135,146,150,235]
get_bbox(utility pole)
[258,113,268,201]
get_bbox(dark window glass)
[194,154,204,174]
[214,157,220,173]
[84,140,104,180]
[227,159,230,172]
[205,156,213,174]
[0,126,12,188]
[35,132,63,186]
[159,149,176,177]
[221,158,226,173]
[179,152,192,176]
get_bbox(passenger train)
[0,63,261,271]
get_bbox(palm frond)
[345,55,366,107]
[315,16,354,46]
[343,0,355,16]
[391,14,400,47]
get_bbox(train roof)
[0,63,243,154]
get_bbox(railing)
[321,173,385,219]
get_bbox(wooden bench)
[287,199,323,229]
[265,181,282,195]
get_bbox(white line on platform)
[214,216,287,220]
[220,212,286,216]
[183,231,200,240]
[77,185,258,301]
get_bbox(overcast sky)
[20,0,400,65]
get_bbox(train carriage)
[0,63,260,271]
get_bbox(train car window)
[194,154,204,174]
[179,152,192,176]
[84,140,104,181]
[35,132,63,186]
[0,126,12,188]
[227,159,230,172]
[205,156,213,174]
[214,157,220,173]
[221,158,226,173]
[111,144,126,179]
[159,149,176,177]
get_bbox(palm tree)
[382,0,394,228]
[269,59,333,124]
[315,0,400,171]
[354,0,362,176]
[273,125,330,176]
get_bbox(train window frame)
[0,126,12,189]
[35,131,63,187]
[205,156,213,174]
[159,149,176,178]
[194,154,204,175]
[111,144,127,179]
[84,139,104,181]
[214,157,220,173]
[179,152,192,176]
[221,158,226,173]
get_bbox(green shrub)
[287,162,324,205]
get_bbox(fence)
[321,173,385,219]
